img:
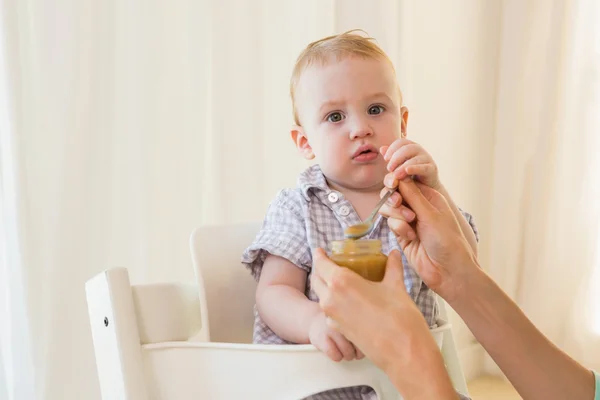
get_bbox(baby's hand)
[380,138,440,190]
[309,311,364,362]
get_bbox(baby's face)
[293,56,406,192]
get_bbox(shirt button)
[338,205,350,216]
[328,192,339,203]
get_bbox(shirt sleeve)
[241,189,312,280]
[459,208,479,242]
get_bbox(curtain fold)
[485,0,600,374]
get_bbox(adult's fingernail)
[387,192,401,205]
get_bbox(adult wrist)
[386,337,456,399]
[446,258,490,312]
[433,239,481,305]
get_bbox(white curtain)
[11,0,600,397]
[486,0,600,373]
[0,0,405,399]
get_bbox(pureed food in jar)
[329,239,387,282]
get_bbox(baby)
[242,30,478,400]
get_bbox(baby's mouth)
[352,144,378,159]
[352,145,379,162]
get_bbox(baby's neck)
[326,181,384,221]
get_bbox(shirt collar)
[297,164,331,201]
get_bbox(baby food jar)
[329,239,387,282]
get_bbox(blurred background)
[1,0,599,399]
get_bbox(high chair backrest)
[189,221,260,343]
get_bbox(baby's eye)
[368,105,385,115]
[327,112,344,123]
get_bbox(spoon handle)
[365,189,395,224]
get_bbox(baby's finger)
[320,337,344,362]
[331,331,357,361]
[325,316,340,331]
[387,144,421,173]
[392,156,430,180]
[404,163,436,178]
[383,138,414,161]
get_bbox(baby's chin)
[323,163,388,191]
[351,178,386,192]
[327,174,385,193]
[352,167,388,187]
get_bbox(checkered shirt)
[241,164,478,400]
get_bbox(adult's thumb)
[397,179,434,219]
[414,182,451,213]
[383,250,406,290]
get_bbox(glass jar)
[329,239,387,282]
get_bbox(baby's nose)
[349,117,373,139]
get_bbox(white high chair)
[86,222,469,399]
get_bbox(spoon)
[344,189,395,239]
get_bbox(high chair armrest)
[141,341,401,400]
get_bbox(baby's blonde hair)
[290,29,399,125]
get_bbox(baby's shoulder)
[271,187,304,202]
[267,187,307,215]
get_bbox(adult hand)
[311,249,457,399]
[379,178,478,303]
[311,249,435,372]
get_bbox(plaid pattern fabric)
[241,164,478,399]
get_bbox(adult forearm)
[386,335,458,400]
[256,285,320,344]
[451,267,595,400]
[437,184,478,255]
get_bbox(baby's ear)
[400,106,409,137]
[291,125,315,160]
